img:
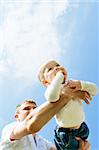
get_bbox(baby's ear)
[42,80,48,86]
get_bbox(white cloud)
[0,27,3,57]
[0,0,68,83]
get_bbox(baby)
[38,60,98,150]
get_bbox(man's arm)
[12,94,70,140]
[11,91,91,140]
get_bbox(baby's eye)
[56,64,60,67]
[48,68,52,71]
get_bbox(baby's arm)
[45,72,64,102]
[68,80,98,96]
[80,81,98,96]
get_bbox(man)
[0,90,91,150]
[0,100,56,150]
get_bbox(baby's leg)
[54,123,89,150]
[77,122,89,139]
[54,126,79,150]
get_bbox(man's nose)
[30,108,35,112]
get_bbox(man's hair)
[16,99,37,110]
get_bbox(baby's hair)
[38,60,60,82]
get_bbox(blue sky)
[0,0,98,149]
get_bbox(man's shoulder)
[1,122,18,140]
[3,122,17,127]
[2,122,17,132]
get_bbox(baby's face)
[44,61,67,84]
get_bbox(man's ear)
[15,114,20,121]
[15,114,18,119]
[14,113,19,119]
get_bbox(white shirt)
[45,72,98,128]
[0,122,55,150]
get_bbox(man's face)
[15,102,37,122]
[44,61,67,84]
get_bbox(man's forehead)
[23,102,36,107]
[20,102,37,110]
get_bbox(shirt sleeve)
[0,122,19,150]
[45,72,64,102]
[1,122,18,142]
[41,137,55,150]
[0,140,14,150]
[80,81,99,96]
[45,141,56,150]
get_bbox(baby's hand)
[67,80,81,92]
[53,66,67,83]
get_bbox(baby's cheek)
[47,72,54,81]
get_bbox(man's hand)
[62,81,81,95]
[50,146,56,150]
[67,80,82,92]
[62,84,92,104]
[73,91,92,104]
[76,137,90,150]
